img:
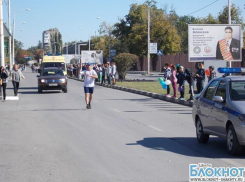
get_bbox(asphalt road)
[0,69,244,182]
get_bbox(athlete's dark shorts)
[84,87,94,94]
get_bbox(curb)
[68,77,193,108]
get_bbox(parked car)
[192,67,245,155]
[37,67,67,93]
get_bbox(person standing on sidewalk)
[80,63,98,109]
[106,62,111,84]
[0,66,9,102]
[10,64,25,96]
[101,64,106,84]
[170,65,178,98]
[111,62,117,85]
[178,66,185,100]
[195,62,205,94]
[164,63,172,97]
[207,66,216,82]
[185,68,195,101]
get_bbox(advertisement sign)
[81,50,103,64]
[188,24,242,62]
[150,43,157,54]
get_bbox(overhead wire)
[187,0,219,16]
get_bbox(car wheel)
[63,87,67,93]
[226,125,242,155]
[38,87,42,93]
[196,117,209,143]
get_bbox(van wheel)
[63,87,67,93]
[227,125,242,155]
[196,117,209,143]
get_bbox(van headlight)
[59,78,66,83]
[41,79,46,83]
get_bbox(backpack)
[165,68,172,80]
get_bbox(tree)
[218,4,244,25]
[114,53,138,79]
[113,1,181,57]
[27,41,44,61]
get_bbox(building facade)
[63,41,89,55]
[42,28,62,54]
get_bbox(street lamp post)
[8,0,12,69]
[66,34,69,54]
[147,6,150,75]
[52,42,57,55]
[0,0,4,67]
[228,0,231,68]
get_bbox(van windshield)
[43,62,65,71]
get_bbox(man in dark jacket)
[185,68,195,101]
[0,66,9,101]
[195,62,205,94]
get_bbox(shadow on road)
[127,137,245,158]
[18,91,39,94]
[30,108,85,111]
[6,87,38,90]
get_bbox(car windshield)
[42,69,64,76]
[43,62,65,71]
[230,81,245,101]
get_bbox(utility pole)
[0,0,5,67]
[228,0,231,68]
[89,34,90,51]
[108,29,111,62]
[12,16,15,65]
[147,6,150,75]
[66,43,68,54]
[8,0,12,69]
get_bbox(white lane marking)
[6,96,19,100]
[147,125,163,132]
[113,109,121,113]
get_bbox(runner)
[80,63,98,109]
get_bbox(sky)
[2,0,245,49]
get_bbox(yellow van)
[41,55,67,76]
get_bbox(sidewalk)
[68,76,193,108]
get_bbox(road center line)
[147,125,163,132]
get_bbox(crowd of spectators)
[162,62,216,101]
[67,62,117,85]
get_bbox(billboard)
[188,24,242,62]
[81,50,103,64]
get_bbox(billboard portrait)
[81,50,103,64]
[188,24,242,62]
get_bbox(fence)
[135,49,245,72]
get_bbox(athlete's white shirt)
[81,70,97,87]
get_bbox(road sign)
[150,43,157,54]
[110,49,116,57]
[157,50,163,56]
